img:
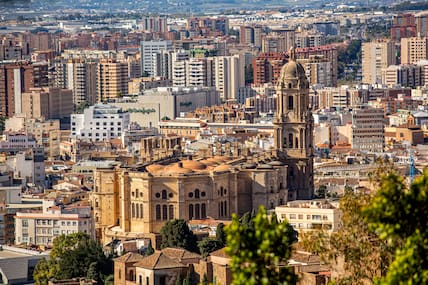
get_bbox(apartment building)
[14,201,93,246]
[140,40,172,77]
[351,106,385,153]
[275,200,341,232]
[362,40,396,84]
[401,37,428,64]
[97,60,129,101]
[21,87,73,120]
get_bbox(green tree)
[33,233,113,284]
[364,171,428,284]
[225,206,297,285]
[215,223,226,245]
[300,189,394,284]
[33,258,53,285]
[198,238,223,258]
[160,219,198,252]
[145,240,155,256]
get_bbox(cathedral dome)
[213,164,232,172]
[164,163,194,175]
[146,164,164,173]
[181,159,207,170]
[277,47,308,87]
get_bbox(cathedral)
[90,49,314,243]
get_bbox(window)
[162,205,167,220]
[156,205,161,220]
[22,219,28,227]
[132,203,136,217]
[312,215,321,220]
[289,214,296,219]
[288,96,293,109]
[169,205,174,220]
[195,189,200,199]
[298,214,303,219]
[201,203,206,219]
[162,190,167,200]
[189,204,194,219]
[140,204,143,218]
[195,204,200,219]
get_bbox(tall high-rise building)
[97,60,129,101]
[0,61,48,117]
[351,106,385,153]
[391,13,417,41]
[362,40,396,84]
[296,45,338,87]
[140,40,172,77]
[401,37,428,64]
[141,16,167,33]
[274,48,314,199]
[52,59,98,107]
[239,25,263,49]
[252,52,287,86]
[416,12,428,37]
[213,55,245,101]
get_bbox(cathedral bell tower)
[274,47,314,200]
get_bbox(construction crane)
[409,148,415,184]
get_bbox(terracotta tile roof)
[114,252,144,263]
[209,247,228,258]
[134,252,186,270]
[161,247,201,261]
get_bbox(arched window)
[195,204,200,219]
[201,203,206,219]
[131,203,135,218]
[95,200,99,208]
[162,190,167,200]
[295,137,299,149]
[169,205,174,220]
[288,133,293,148]
[220,187,223,196]
[136,204,139,219]
[288,96,293,109]
[129,270,135,281]
[195,189,200,199]
[140,204,143,218]
[218,203,221,217]
[189,204,194,220]
[156,205,161,220]
[136,189,139,198]
[220,201,224,217]
[300,129,304,148]
[224,201,227,216]
[162,205,167,220]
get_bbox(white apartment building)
[275,200,342,233]
[14,201,93,246]
[71,104,130,141]
[351,106,385,153]
[141,40,172,77]
[401,37,428,65]
[0,132,36,149]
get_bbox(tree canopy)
[364,171,428,284]
[226,206,297,285]
[160,219,198,252]
[33,233,113,284]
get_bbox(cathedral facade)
[90,52,314,242]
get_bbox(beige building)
[362,40,396,84]
[14,201,93,246]
[92,155,289,242]
[275,200,341,232]
[97,60,129,101]
[351,106,385,152]
[401,37,428,64]
[21,87,73,120]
